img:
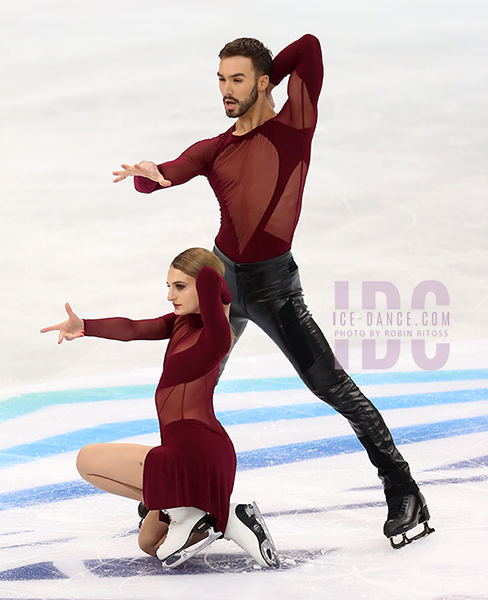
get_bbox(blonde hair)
[171,247,234,343]
[171,247,225,278]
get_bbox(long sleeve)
[271,34,323,130]
[134,136,222,194]
[84,314,176,341]
[196,267,232,360]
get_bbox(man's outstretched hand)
[112,161,172,186]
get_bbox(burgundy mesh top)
[83,267,232,432]
[134,34,323,263]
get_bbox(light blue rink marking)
[1,414,488,511]
[1,369,487,423]
[1,388,488,469]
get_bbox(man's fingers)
[112,164,137,183]
[113,174,128,183]
[112,170,129,183]
[113,161,170,186]
[133,163,148,175]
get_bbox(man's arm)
[113,135,222,194]
[270,34,323,129]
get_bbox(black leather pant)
[214,246,416,492]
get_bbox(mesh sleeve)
[270,34,323,130]
[134,136,222,194]
[196,266,232,358]
[83,314,175,341]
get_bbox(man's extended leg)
[216,245,250,380]
[217,247,432,544]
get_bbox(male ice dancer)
[114,34,434,549]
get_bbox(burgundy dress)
[83,267,235,533]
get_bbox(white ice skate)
[224,501,280,568]
[156,507,222,569]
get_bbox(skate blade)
[162,528,222,569]
[251,501,280,568]
[390,521,435,549]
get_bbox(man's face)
[218,56,259,118]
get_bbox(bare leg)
[76,443,212,559]
[76,442,153,500]
[77,443,174,557]
[138,510,169,557]
[139,509,215,559]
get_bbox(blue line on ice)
[1,388,487,468]
[1,413,488,511]
[1,369,487,422]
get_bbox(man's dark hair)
[219,38,273,77]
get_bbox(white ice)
[1,0,487,598]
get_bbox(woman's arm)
[40,303,84,344]
[84,314,175,342]
[41,303,175,343]
[157,267,231,387]
[195,266,232,359]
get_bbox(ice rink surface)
[1,0,487,598]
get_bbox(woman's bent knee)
[76,443,100,478]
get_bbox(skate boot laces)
[385,492,435,549]
[387,494,410,520]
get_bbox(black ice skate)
[224,501,280,568]
[384,490,434,549]
[137,501,149,529]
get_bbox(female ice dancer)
[41,248,279,569]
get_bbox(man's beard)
[224,80,259,118]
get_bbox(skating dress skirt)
[84,267,235,534]
[143,419,236,533]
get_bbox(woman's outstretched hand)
[112,161,172,186]
[40,303,85,344]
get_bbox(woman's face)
[166,266,200,315]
